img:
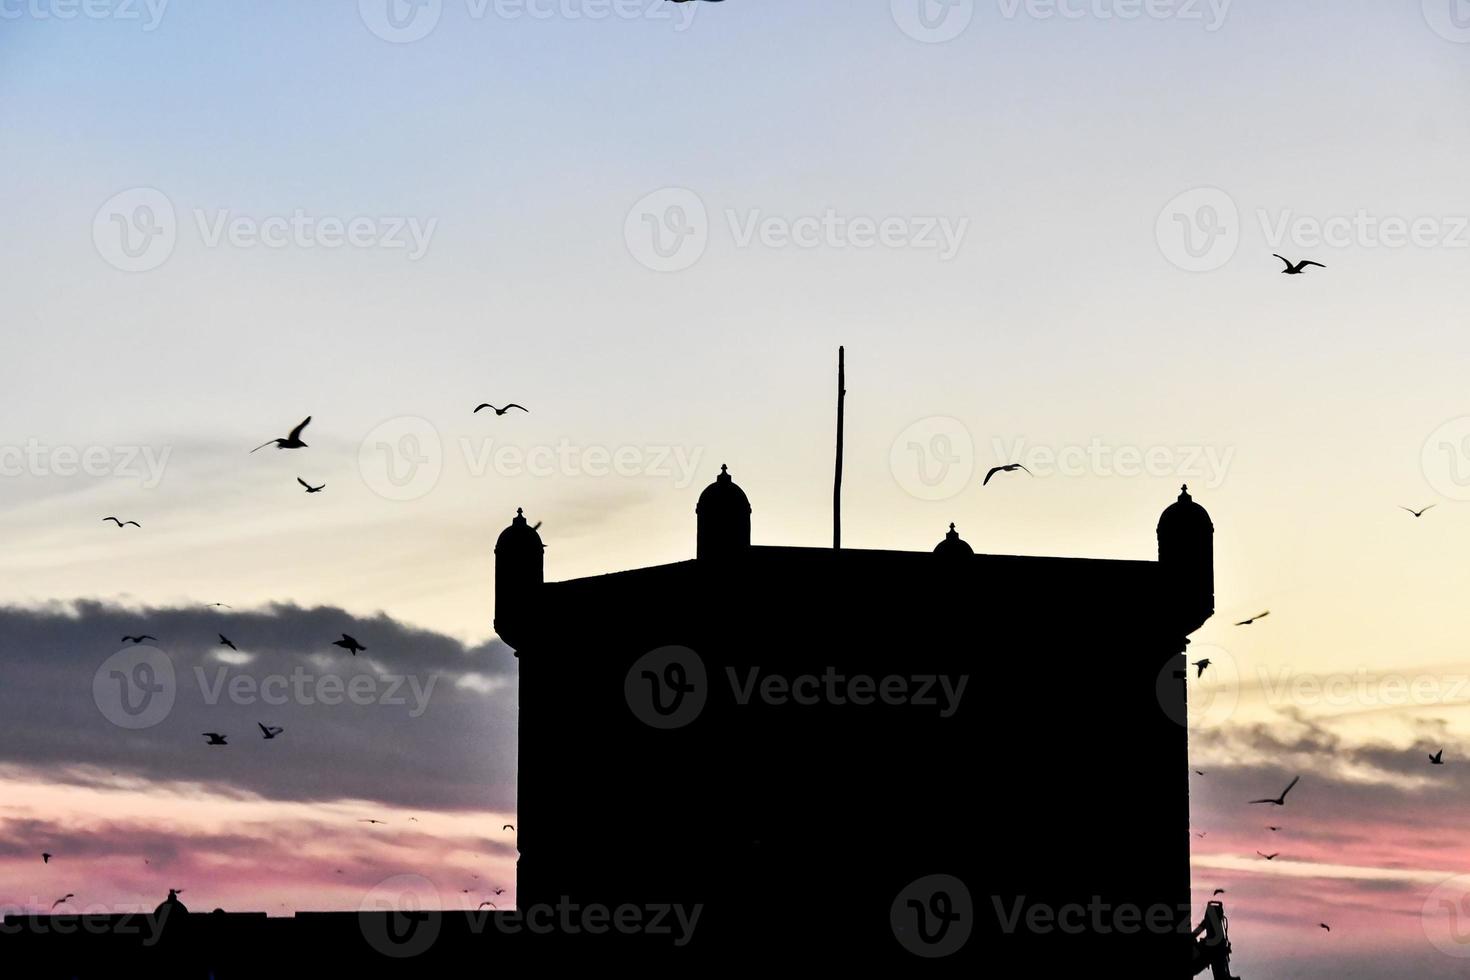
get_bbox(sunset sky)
[3,1,1470,974]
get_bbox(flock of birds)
[39,404,536,916]
[1198,520,1450,939]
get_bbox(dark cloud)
[0,601,517,810]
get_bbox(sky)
[3,0,1470,973]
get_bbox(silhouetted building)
[499,474,1217,972]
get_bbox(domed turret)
[494,508,544,646]
[933,523,974,557]
[697,464,751,560]
[1158,485,1214,633]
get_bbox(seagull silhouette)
[205,602,232,609]
[493,887,505,895]
[1273,254,1326,275]
[250,417,311,453]
[1319,923,1331,932]
[1212,888,1226,896]
[258,723,284,740]
[983,463,1031,486]
[1268,825,1282,831]
[121,635,157,644]
[218,634,236,651]
[1250,776,1300,806]
[1234,611,1270,626]
[473,403,528,416]
[1193,658,1211,678]
[42,852,51,864]
[297,478,325,494]
[1401,505,1436,518]
[51,894,74,909]
[1431,749,1445,765]
[359,819,386,825]
[202,733,228,745]
[478,901,497,909]
[333,633,366,655]
[102,517,140,528]
[1257,851,1280,860]
[503,824,515,831]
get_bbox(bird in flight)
[1194,769,1206,776]
[1319,923,1331,932]
[502,824,515,832]
[1273,254,1326,275]
[474,403,528,416]
[1212,888,1226,896]
[333,633,366,655]
[359,819,386,825]
[251,417,311,453]
[202,733,228,746]
[983,463,1030,486]
[121,634,157,644]
[1401,505,1436,518]
[1268,825,1282,832]
[51,894,74,909]
[258,723,284,740]
[478,901,497,910]
[1234,611,1270,626]
[1193,658,1211,678]
[297,478,325,494]
[1431,749,1445,765]
[218,634,237,651]
[1250,776,1300,806]
[493,887,505,895]
[205,602,232,609]
[103,517,140,528]
[42,852,51,864]
[1257,851,1280,860]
